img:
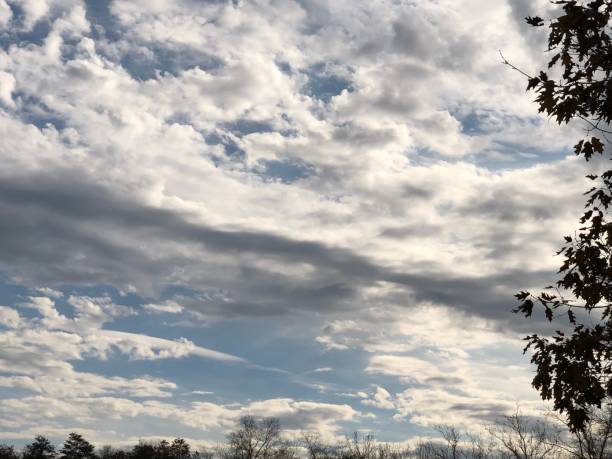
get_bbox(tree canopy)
[22,436,56,459]
[512,0,612,432]
[60,434,95,459]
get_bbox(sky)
[0,0,601,449]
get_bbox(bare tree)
[226,416,284,459]
[375,443,409,459]
[98,445,128,459]
[487,409,563,459]
[464,433,495,459]
[434,425,461,459]
[411,441,445,459]
[550,403,612,459]
[342,432,376,459]
[302,432,339,459]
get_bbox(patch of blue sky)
[0,277,434,442]
[83,0,122,42]
[120,46,223,81]
[475,140,571,171]
[405,147,451,167]
[0,386,35,401]
[58,36,88,63]
[83,0,224,80]
[0,276,31,302]
[8,91,67,131]
[205,120,304,173]
[454,109,541,136]
[254,159,315,184]
[0,3,51,49]
[165,112,195,130]
[222,119,276,137]
[276,61,292,75]
[453,110,572,168]
[408,129,570,172]
[458,111,491,136]
[93,417,218,445]
[80,305,364,403]
[205,132,246,162]
[72,347,323,410]
[304,63,354,103]
[0,18,50,49]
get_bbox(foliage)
[97,446,128,459]
[22,436,56,459]
[60,433,95,459]
[0,445,19,459]
[169,439,191,459]
[511,0,612,432]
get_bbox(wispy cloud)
[0,0,579,445]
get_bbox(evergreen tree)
[23,436,56,459]
[59,433,95,459]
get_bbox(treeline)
[3,407,612,459]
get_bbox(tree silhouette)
[131,442,158,459]
[486,409,563,459]
[98,446,129,459]
[23,436,56,459]
[156,441,171,459]
[225,416,283,459]
[59,433,95,459]
[511,0,612,431]
[0,444,18,459]
[10,415,612,458]
[553,403,612,458]
[169,439,191,459]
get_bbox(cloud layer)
[0,0,591,446]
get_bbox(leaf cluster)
[526,1,612,131]
[513,0,612,433]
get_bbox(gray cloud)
[0,167,561,329]
[0,0,592,443]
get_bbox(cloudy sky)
[0,0,598,448]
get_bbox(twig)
[500,50,612,139]
[499,50,532,79]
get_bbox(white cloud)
[0,0,591,444]
[95,330,245,363]
[361,386,395,410]
[36,287,64,298]
[0,0,11,27]
[317,302,549,429]
[0,70,15,107]
[143,300,184,314]
[16,0,50,30]
[0,306,21,328]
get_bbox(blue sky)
[0,0,598,449]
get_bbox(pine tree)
[59,433,95,459]
[23,436,56,459]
